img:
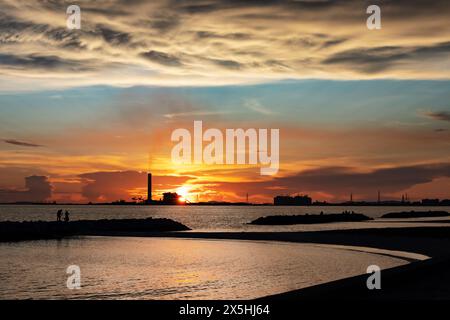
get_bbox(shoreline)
[80,226,450,257]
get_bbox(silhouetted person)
[56,209,62,222]
[64,210,70,222]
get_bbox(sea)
[1,204,450,232]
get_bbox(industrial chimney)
[147,173,152,203]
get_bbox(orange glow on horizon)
[176,185,191,202]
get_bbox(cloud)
[243,99,275,115]
[147,15,181,33]
[0,175,52,203]
[195,31,252,41]
[323,42,450,74]
[0,53,89,71]
[0,166,49,187]
[97,25,133,46]
[140,50,183,67]
[275,164,450,195]
[3,139,43,147]
[209,58,242,70]
[423,111,450,122]
[163,110,228,119]
[213,163,450,201]
[0,0,449,89]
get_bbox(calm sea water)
[0,237,410,299]
[1,204,449,232]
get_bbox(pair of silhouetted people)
[56,209,70,222]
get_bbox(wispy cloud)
[140,50,183,67]
[323,42,450,74]
[423,111,450,122]
[244,99,275,115]
[3,139,43,147]
[163,110,228,119]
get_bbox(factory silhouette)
[144,173,184,205]
[118,173,450,207]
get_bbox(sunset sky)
[1,0,450,203]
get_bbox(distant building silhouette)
[274,194,312,206]
[144,172,185,205]
[422,198,440,206]
[162,192,183,205]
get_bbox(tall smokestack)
[147,173,152,203]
